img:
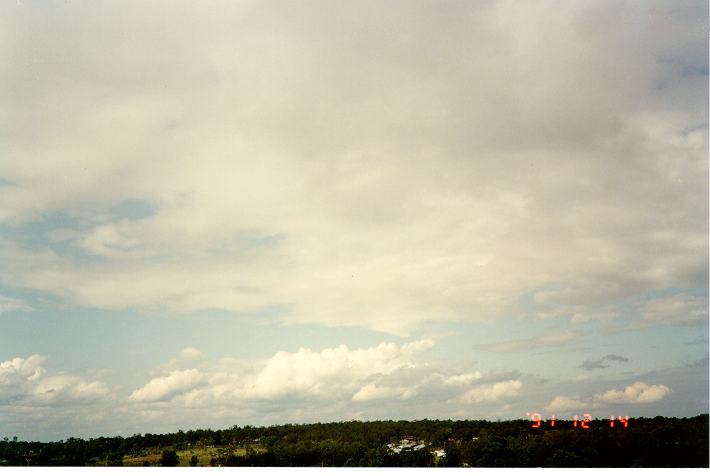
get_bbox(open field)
[121,446,254,467]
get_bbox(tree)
[444,446,461,467]
[190,454,199,467]
[160,450,179,467]
[107,452,124,466]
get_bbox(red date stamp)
[526,412,629,429]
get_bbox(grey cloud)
[580,354,630,371]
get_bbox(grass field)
[122,446,253,467]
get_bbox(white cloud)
[443,372,482,386]
[31,375,111,404]
[456,380,523,404]
[0,1,705,336]
[129,340,435,405]
[0,354,46,385]
[179,347,204,360]
[639,294,707,326]
[351,383,411,402]
[0,355,109,405]
[0,295,33,313]
[594,381,672,404]
[545,395,585,413]
[242,340,434,400]
[129,369,204,403]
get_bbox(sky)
[0,0,707,442]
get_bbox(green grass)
[120,446,258,467]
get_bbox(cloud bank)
[0,0,706,336]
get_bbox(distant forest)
[1,415,707,467]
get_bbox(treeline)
[0,415,707,467]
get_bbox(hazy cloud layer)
[454,380,523,404]
[639,294,708,327]
[0,0,706,336]
[483,331,581,353]
[545,395,585,413]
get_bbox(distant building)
[387,439,428,454]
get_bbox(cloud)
[545,395,585,413]
[580,354,629,371]
[129,340,435,405]
[241,339,434,400]
[128,369,204,403]
[482,331,580,352]
[179,347,204,360]
[0,295,33,313]
[31,375,111,404]
[456,380,523,404]
[444,372,482,386]
[0,354,109,405]
[639,293,707,327]
[534,304,619,325]
[0,0,705,336]
[594,381,672,404]
[0,354,47,387]
[351,382,412,402]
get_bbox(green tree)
[190,454,199,466]
[106,452,124,466]
[444,446,461,467]
[160,449,179,467]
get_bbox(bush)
[160,450,179,467]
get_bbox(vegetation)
[0,415,707,467]
[159,449,179,466]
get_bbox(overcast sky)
[0,0,707,441]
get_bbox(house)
[387,439,428,454]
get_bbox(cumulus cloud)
[241,340,434,400]
[128,340,435,405]
[0,354,46,385]
[580,354,629,371]
[128,369,204,403]
[0,355,109,405]
[456,380,523,404]
[125,339,528,423]
[594,381,672,404]
[0,0,705,336]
